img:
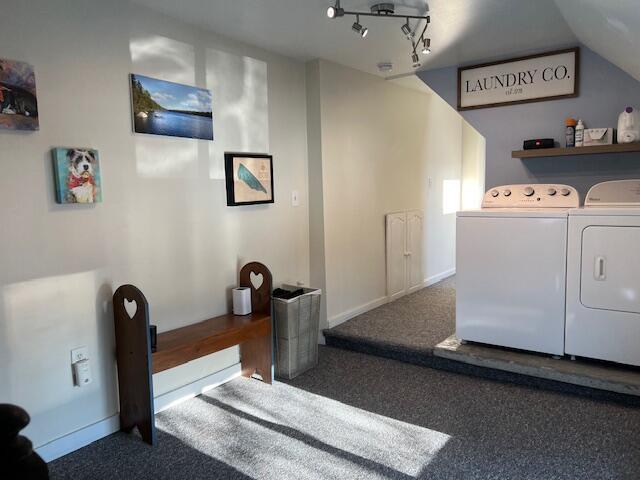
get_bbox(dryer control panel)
[482,184,580,208]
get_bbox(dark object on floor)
[272,287,304,300]
[0,404,49,479]
[113,284,156,446]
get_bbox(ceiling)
[132,0,640,81]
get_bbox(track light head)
[401,21,412,39]
[421,38,431,55]
[327,1,344,18]
[411,52,420,67]
[352,15,368,37]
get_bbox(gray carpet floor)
[49,346,640,480]
[324,276,455,353]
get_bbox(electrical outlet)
[71,346,89,364]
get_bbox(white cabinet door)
[581,226,640,314]
[386,213,407,301]
[406,210,424,293]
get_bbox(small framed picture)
[52,147,102,204]
[224,152,274,206]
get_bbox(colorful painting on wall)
[224,152,274,206]
[0,58,39,131]
[130,74,213,140]
[52,148,102,204]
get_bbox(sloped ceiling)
[132,0,638,80]
[553,0,640,82]
[132,0,577,77]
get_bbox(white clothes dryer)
[565,179,640,366]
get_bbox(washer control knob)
[491,190,499,197]
[547,188,557,196]
[503,189,511,197]
[523,187,535,197]
[560,188,571,196]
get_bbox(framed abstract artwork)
[224,152,274,206]
[0,58,39,131]
[52,147,102,204]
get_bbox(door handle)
[594,256,606,281]
[404,252,411,257]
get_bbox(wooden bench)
[113,262,273,446]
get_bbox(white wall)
[307,61,484,329]
[0,0,309,449]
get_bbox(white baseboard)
[154,363,241,414]
[327,296,389,329]
[424,268,455,287]
[36,414,120,463]
[37,364,241,463]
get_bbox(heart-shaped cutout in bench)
[250,272,264,290]
[124,299,138,319]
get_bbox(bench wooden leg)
[240,334,272,384]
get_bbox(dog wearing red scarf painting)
[65,149,98,203]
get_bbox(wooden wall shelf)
[512,143,640,159]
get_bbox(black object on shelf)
[523,138,555,150]
[0,404,49,479]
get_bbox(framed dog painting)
[224,152,274,206]
[52,148,103,204]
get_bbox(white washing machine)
[456,184,579,355]
[566,179,640,366]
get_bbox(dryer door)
[581,226,640,314]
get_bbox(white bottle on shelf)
[575,119,585,147]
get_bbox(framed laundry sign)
[458,47,579,111]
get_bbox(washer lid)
[585,179,640,207]
[570,207,640,216]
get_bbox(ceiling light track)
[326,1,432,69]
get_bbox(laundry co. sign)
[457,48,579,110]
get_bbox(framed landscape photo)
[224,152,274,206]
[458,47,579,111]
[130,73,213,140]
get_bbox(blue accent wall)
[418,46,640,201]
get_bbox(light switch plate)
[71,346,89,364]
[291,190,300,207]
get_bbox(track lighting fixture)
[327,0,344,18]
[325,2,431,69]
[421,37,431,55]
[352,15,368,37]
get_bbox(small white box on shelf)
[583,128,614,146]
[232,287,252,315]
